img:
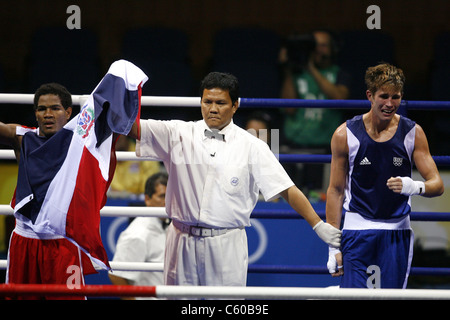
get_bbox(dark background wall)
[0,0,449,153]
[0,0,448,95]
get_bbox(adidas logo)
[359,157,371,165]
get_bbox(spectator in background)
[245,111,275,201]
[245,111,272,145]
[279,30,351,196]
[109,172,169,300]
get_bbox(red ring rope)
[0,284,156,297]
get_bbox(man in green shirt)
[280,30,351,193]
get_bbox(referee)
[129,72,341,286]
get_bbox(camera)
[285,33,316,73]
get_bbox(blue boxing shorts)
[340,212,414,289]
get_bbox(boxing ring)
[0,93,450,299]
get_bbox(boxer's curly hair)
[365,63,405,94]
[33,83,72,110]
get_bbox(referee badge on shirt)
[393,157,403,166]
[221,166,247,195]
[230,177,239,186]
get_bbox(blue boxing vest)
[343,115,416,220]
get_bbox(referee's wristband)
[399,176,425,196]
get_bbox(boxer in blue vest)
[326,63,444,288]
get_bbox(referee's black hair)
[199,72,240,105]
[144,172,168,197]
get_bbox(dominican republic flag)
[12,60,148,270]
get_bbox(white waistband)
[343,212,411,231]
[14,219,64,240]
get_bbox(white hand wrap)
[327,246,341,274]
[312,220,341,248]
[399,176,425,196]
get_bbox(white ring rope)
[152,285,450,300]
[0,150,151,162]
[1,282,450,300]
[1,283,450,300]
[0,259,163,272]
[0,204,167,217]
[0,93,202,107]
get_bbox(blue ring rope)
[278,154,450,166]
[239,98,450,110]
[251,209,450,222]
[248,265,450,276]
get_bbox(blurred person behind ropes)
[245,111,273,201]
[326,63,444,288]
[245,110,272,145]
[109,172,169,300]
[280,30,351,195]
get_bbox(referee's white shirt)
[136,119,294,228]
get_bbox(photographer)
[281,30,350,100]
[279,30,351,196]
